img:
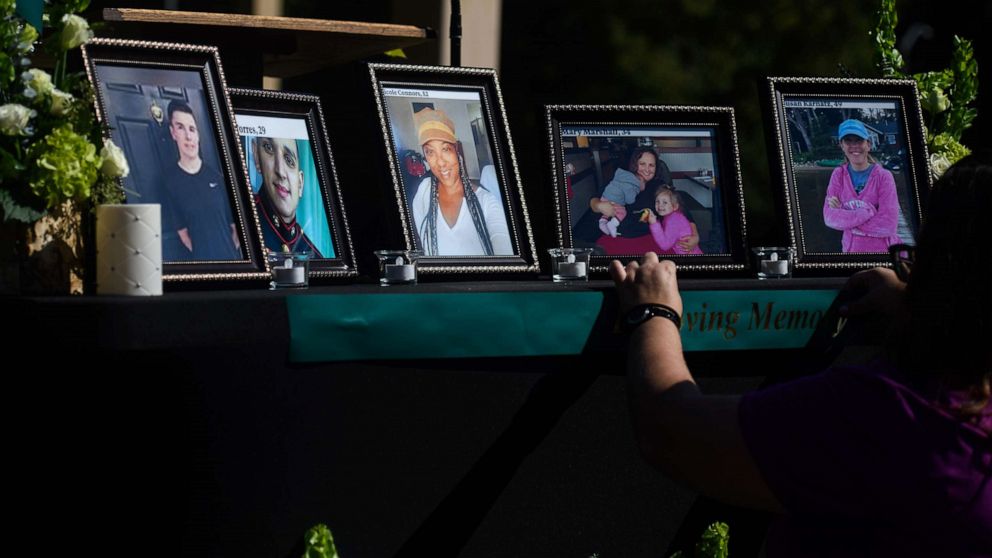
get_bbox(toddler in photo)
[646,185,703,254]
[597,166,641,237]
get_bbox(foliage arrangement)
[302,523,340,558]
[872,0,978,178]
[669,521,730,558]
[0,0,127,225]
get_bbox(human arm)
[823,168,876,230]
[230,223,240,253]
[480,188,513,255]
[411,178,429,236]
[651,214,695,253]
[610,254,783,511]
[835,267,908,344]
[648,220,677,251]
[590,196,618,218]
[851,171,900,238]
[676,222,700,252]
[178,228,192,252]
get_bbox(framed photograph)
[545,105,749,276]
[229,88,358,279]
[368,63,538,276]
[762,77,931,272]
[82,38,266,283]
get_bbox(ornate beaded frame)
[229,88,358,280]
[368,63,539,277]
[82,38,267,285]
[762,77,931,274]
[544,104,750,276]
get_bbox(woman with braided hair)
[410,108,512,256]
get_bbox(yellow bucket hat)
[414,108,456,146]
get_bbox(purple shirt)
[739,362,991,557]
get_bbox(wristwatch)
[621,303,682,334]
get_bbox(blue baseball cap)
[838,119,869,140]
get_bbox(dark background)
[74,2,991,556]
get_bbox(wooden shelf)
[101,8,435,82]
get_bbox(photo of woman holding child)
[567,131,728,258]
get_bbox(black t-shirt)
[166,162,241,261]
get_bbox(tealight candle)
[557,261,587,278]
[384,256,415,282]
[274,258,305,285]
[375,250,421,285]
[548,248,593,282]
[760,252,789,276]
[268,252,310,289]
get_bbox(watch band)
[622,303,682,334]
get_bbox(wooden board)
[102,8,434,79]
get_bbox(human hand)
[827,196,841,209]
[838,267,907,321]
[596,200,617,218]
[647,209,658,224]
[609,252,683,317]
[677,223,700,251]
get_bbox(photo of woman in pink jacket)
[823,119,903,252]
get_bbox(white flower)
[61,14,93,50]
[930,152,952,179]
[17,23,38,54]
[50,89,74,117]
[0,103,37,136]
[21,68,54,99]
[100,138,130,178]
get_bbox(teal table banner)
[679,290,838,351]
[288,292,603,362]
[287,289,840,361]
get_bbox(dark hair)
[627,147,658,174]
[627,146,673,187]
[419,141,494,256]
[900,149,991,421]
[167,100,195,123]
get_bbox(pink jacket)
[822,165,902,252]
[650,211,703,255]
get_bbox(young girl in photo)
[823,118,903,252]
[646,185,703,255]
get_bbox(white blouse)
[411,178,513,256]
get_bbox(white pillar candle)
[96,204,162,296]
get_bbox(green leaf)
[695,522,729,558]
[0,146,26,179]
[0,187,45,223]
[302,523,339,558]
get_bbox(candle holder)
[548,248,592,282]
[752,247,795,279]
[374,250,422,286]
[268,251,311,289]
